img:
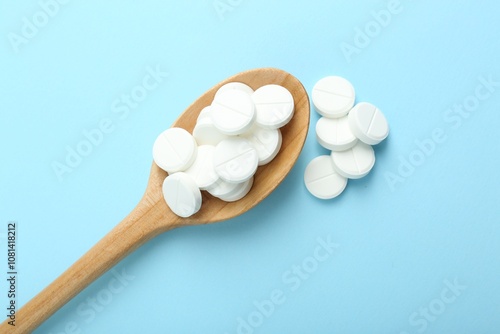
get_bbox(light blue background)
[1,0,499,333]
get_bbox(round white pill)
[213,137,258,183]
[153,127,197,173]
[210,89,255,135]
[217,177,254,202]
[196,106,212,123]
[312,76,355,118]
[252,84,294,129]
[193,116,228,146]
[330,141,375,179]
[215,82,254,98]
[304,155,347,199]
[242,126,282,166]
[184,145,219,190]
[162,172,202,218]
[207,178,241,198]
[316,116,358,152]
[348,102,389,145]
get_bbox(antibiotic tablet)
[184,145,219,190]
[196,106,212,123]
[215,82,254,98]
[312,76,355,118]
[162,172,202,217]
[304,155,347,199]
[207,178,242,198]
[243,126,282,166]
[316,116,358,152]
[348,102,389,145]
[153,127,197,173]
[216,177,254,202]
[193,116,229,146]
[213,137,259,183]
[210,89,255,135]
[330,141,375,179]
[252,84,294,129]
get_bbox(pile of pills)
[153,82,294,217]
[304,76,389,199]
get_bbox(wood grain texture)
[1,68,309,333]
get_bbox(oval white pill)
[184,145,219,190]
[348,102,389,145]
[312,76,355,118]
[162,172,202,218]
[153,127,197,173]
[243,126,282,166]
[215,82,254,98]
[217,177,254,202]
[193,116,228,146]
[330,141,375,179]
[252,84,294,129]
[304,155,347,199]
[213,137,258,183]
[211,89,255,135]
[316,116,358,152]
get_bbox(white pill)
[211,89,255,135]
[242,126,282,166]
[316,116,358,152]
[304,155,347,199]
[206,178,242,198]
[162,172,202,218]
[193,116,228,146]
[215,82,254,98]
[153,127,197,173]
[312,76,355,118]
[213,137,258,183]
[217,177,254,202]
[196,106,212,123]
[348,102,389,145]
[184,145,219,190]
[330,141,375,179]
[252,84,294,129]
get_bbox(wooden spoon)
[2,68,310,333]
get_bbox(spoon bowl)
[2,68,309,333]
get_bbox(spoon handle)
[0,200,177,334]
